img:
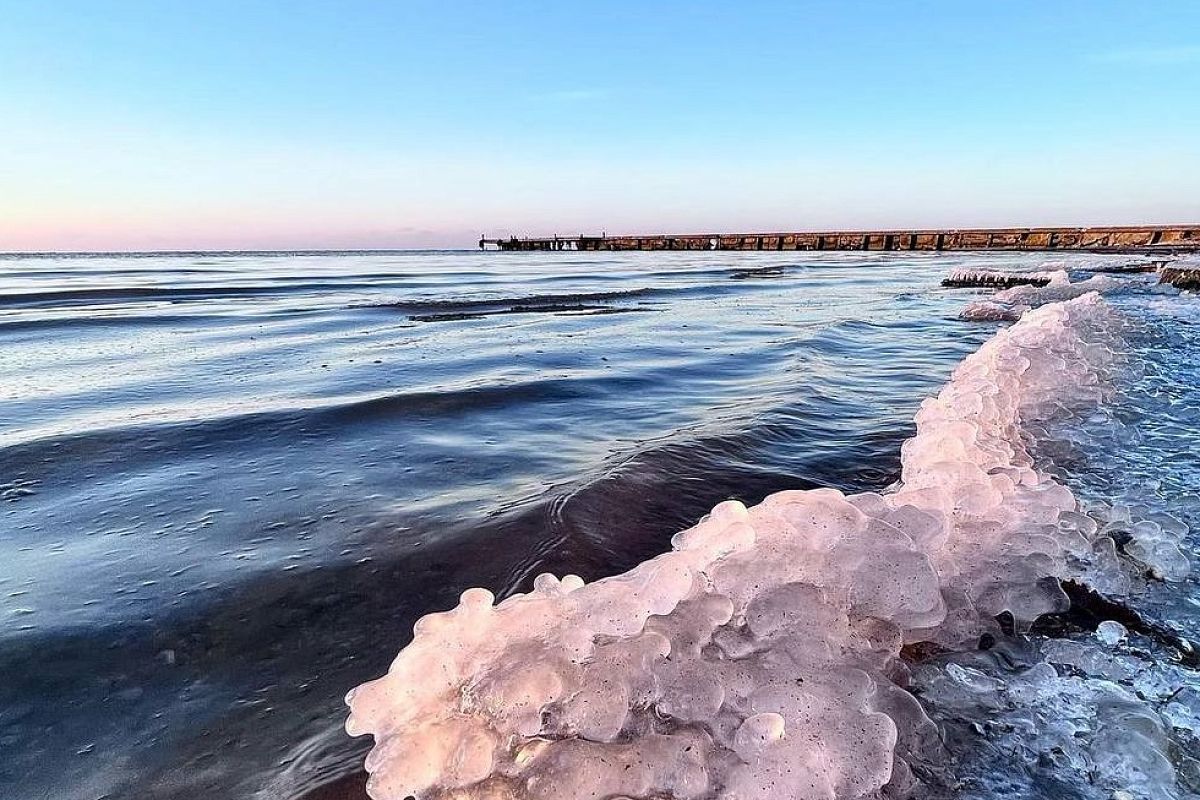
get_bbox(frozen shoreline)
[343,278,1197,800]
[338,266,1200,796]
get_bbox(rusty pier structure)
[481,225,1198,253]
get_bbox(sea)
[1,250,1197,799]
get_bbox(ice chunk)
[1125,519,1192,581]
[1096,620,1128,646]
[960,299,1026,321]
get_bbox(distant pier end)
[480,225,1199,253]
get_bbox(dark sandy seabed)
[0,250,1197,799]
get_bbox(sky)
[1,1,1198,251]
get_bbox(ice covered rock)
[1124,518,1191,582]
[958,270,1133,322]
[942,269,1053,289]
[959,300,1026,322]
[1096,620,1128,646]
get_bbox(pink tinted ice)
[346,294,1132,800]
[960,270,1126,321]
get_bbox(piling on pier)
[480,225,1199,253]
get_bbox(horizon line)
[5,221,1198,257]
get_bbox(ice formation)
[957,300,1024,322]
[959,270,1129,321]
[344,292,1195,800]
[914,634,1195,800]
[941,268,1053,289]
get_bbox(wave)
[354,288,671,322]
[342,292,1192,799]
[0,282,403,308]
[1084,260,1168,274]
[0,379,597,458]
[0,312,229,334]
[361,288,660,310]
[729,265,788,280]
[408,305,650,323]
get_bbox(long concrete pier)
[481,225,1198,253]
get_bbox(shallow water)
[0,251,1194,799]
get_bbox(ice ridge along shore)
[345,292,1191,800]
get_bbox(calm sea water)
[0,250,1193,799]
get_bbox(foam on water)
[344,289,1196,799]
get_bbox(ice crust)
[914,636,1196,800]
[345,293,1188,800]
[959,270,1129,321]
[941,268,1053,289]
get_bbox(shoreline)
[336,269,1198,800]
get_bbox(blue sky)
[1,1,1198,250]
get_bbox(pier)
[481,225,1198,253]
